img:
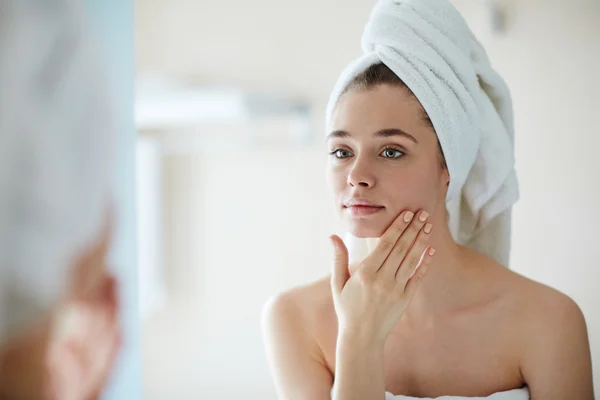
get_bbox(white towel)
[331,387,530,400]
[326,0,519,267]
[382,387,529,399]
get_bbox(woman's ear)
[441,168,450,188]
[440,169,450,203]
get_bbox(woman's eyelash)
[328,147,406,159]
[381,147,405,158]
[329,148,353,158]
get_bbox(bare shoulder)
[262,275,335,336]
[471,252,593,397]
[467,250,583,324]
[516,277,585,328]
[483,256,587,332]
[502,267,590,355]
[261,276,337,399]
[510,273,593,397]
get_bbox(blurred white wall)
[136,0,600,398]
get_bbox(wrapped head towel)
[326,0,519,267]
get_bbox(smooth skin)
[262,84,594,399]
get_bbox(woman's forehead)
[329,86,429,140]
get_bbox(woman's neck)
[402,224,471,326]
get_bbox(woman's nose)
[347,156,375,188]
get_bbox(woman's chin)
[346,221,385,238]
[342,208,395,238]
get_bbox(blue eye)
[381,148,405,159]
[329,149,353,159]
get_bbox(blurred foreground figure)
[0,2,122,398]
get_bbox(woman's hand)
[0,217,122,400]
[0,274,121,400]
[48,274,121,400]
[48,216,122,400]
[329,210,435,344]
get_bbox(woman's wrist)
[336,328,386,367]
[333,329,387,400]
[338,324,387,350]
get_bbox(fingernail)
[424,223,432,234]
[419,211,429,222]
[404,211,414,222]
[429,248,436,256]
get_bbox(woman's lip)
[344,205,384,217]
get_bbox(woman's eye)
[381,148,405,159]
[329,149,353,159]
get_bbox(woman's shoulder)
[482,253,581,319]
[262,275,336,336]
[481,257,592,393]
[506,270,586,341]
[261,276,338,371]
[471,250,586,347]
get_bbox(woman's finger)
[404,247,436,297]
[330,235,350,295]
[65,303,120,399]
[395,221,433,285]
[361,210,414,273]
[378,211,429,280]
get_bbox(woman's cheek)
[330,168,347,190]
[387,179,433,212]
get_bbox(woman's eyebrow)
[326,128,418,144]
[373,128,418,143]
[326,130,350,140]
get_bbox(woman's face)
[326,84,449,238]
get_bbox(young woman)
[262,0,594,399]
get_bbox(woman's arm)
[262,293,388,400]
[521,294,594,399]
[262,292,334,400]
[328,210,433,400]
[333,330,386,400]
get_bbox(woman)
[0,1,121,398]
[262,0,594,399]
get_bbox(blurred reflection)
[0,2,121,398]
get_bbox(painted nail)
[424,223,432,234]
[429,248,436,256]
[419,211,429,222]
[404,211,414,222]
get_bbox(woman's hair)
[341,63,447,171]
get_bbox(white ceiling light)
[135,73,311,140]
